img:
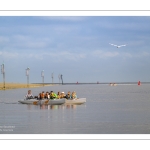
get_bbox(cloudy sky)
[0,16,150,83]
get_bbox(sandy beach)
[0,82,52,90]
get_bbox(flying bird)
[109,43,126,48]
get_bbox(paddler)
[60,92,66,98]
[71,91,77,99]
[25,90,34,100]
[50,91,58,99]
[40,91,45,99]
[65,91,71,99]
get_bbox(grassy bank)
[0,83,52,90]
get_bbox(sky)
[0,16,150,83]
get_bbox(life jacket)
[26,94,33,99]
[45,93,49,99]
[50,93,57,99]
[40,93,45,99]
[71,94,77,99]
[66,94,71,99]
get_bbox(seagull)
[109,43,126,48]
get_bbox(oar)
[33,99,42,105]
[33,99,49,105]
[44,100,49,104]
[33,101,38,105]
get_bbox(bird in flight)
[109,43,126,48]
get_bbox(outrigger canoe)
[65,98,86,104]
[18,98,65,105]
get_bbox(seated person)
[71,91,77,99]
[60,92,66,98]
[25,90,34,99]
[38,91,45,99]
[57,91,61,99]
[41,91,45,99]
[45,92,50,99]
[50,91,58,99]
[65,91,71,99]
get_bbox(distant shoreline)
[1,82,150,90]
[38,82,150,85]
[0,83,54,90]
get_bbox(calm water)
[0,84,150,134]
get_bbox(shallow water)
[0,84,150,134]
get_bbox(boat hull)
[18,98,66,105]
[65,98,86,104]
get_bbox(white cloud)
[0,36,9,43]
[13,35,29,41]
[1,48,149,62]
[26,42,48,49]
[123,52,133,58]
[0,50,86,62]
[142,51,150,56]
[0,51,19,58]
[92,49,150,59]
[11,35,50,49]
[42,51,86,61]
[93,50,119,58]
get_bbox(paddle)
[44,100,49,104]
[33,99,49,105]
[33,101,38,105]
[33,99,42,105]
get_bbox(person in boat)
[38,93,41,99]
[71,91,77,99]
[25,90,34,100]
[65,91,71,99]
[45,92,50,99]
[50,91,58,99]
[39,91,45,99]
[57,91,61,99]
[60,92,66,98]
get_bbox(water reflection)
[26,104,85,110]
[65,104,77,109]
[40,104,78,110]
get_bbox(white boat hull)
[18,98,66,105]
[65,98,86,104]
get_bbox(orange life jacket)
[40,93,45,99]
